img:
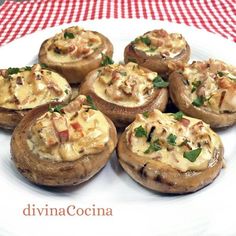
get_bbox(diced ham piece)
[179,118,190,127]
[63,95,87,113]
[71,122,82,132]
[51,114,69,142]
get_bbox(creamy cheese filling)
[126,110,222,172]
[132,29,187,58]
[183,59,236,113]
[93,62,159,107]
[27,95,110,162]
[46,26,102,63]
[0,64,71,110]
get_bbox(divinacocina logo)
[23,204,113,217]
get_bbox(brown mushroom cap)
[39,31,113,84]
[11,103,117,186]
[79,66,168,127]
[117,131,223,194]
[169,71,236,128]
[124,32,190,77]
[0,93,71,130]
[0,108,28,130]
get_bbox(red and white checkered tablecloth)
[0,0,235,47]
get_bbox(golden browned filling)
[27,95,110,162]
[131,29,187,58]
[94,62,168,107]
[0,64,71,110]
[46,26,102,63]
[183,59,236,113]
[126,110,222,172]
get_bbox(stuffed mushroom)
[117,109,224,194]
[124,29,190,77]
[79,62,168,127]
[39,26,113,84]
[0,64,71,129]
[169,59,236,128]
[11,95,117,186]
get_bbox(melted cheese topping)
[46,26,102,63]
[94,62,158,107]
[27,96,110,162]
[132,29,187,58]
[126,110,222,172]
[0,64,71,110]
[183,59,236,113]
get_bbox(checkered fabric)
[0,0,235,46]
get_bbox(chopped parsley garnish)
[191,80,201,93]
[217,71,224,77]
[172,111,184,121]
[64,89,69,94]
[140,36,151,46]
[217,71,236,81]
[142,111,149,118]
[7,67,20,75]
[86,95,97,110]
[183,148,202,162]
[167,133,177,146]
[192,96,206,107]
[133,38,140,44]
[144,139,161,154]
[24,66,32,71]
[100,53,114,66]
[153,76,169,88]
[134,125,147,138]
[40,63,48,69]
[64,32,75,39]
[49,104,64,113]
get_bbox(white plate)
[0,19,236,236]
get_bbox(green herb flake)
[86,95,97,110]
[49,104,64,113]
[134,125,147,138]
[217,71,225,77]
[191,80,201,93]
[7,67,20,75]
[142,111,149,118]
[217,71,236,81]
[144,139,161,154]
[192,96,206,107]
[40,63,48,69]
[64,32,75,39]
[140,36,151,46]
[100,53,114,66]
[167,133,177,146]
[153,76,169,88]
[131,38,140,44]
[183,148,202,162]
[24,66,32,71]
[172,111,184,121]
[64,89,69,94]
